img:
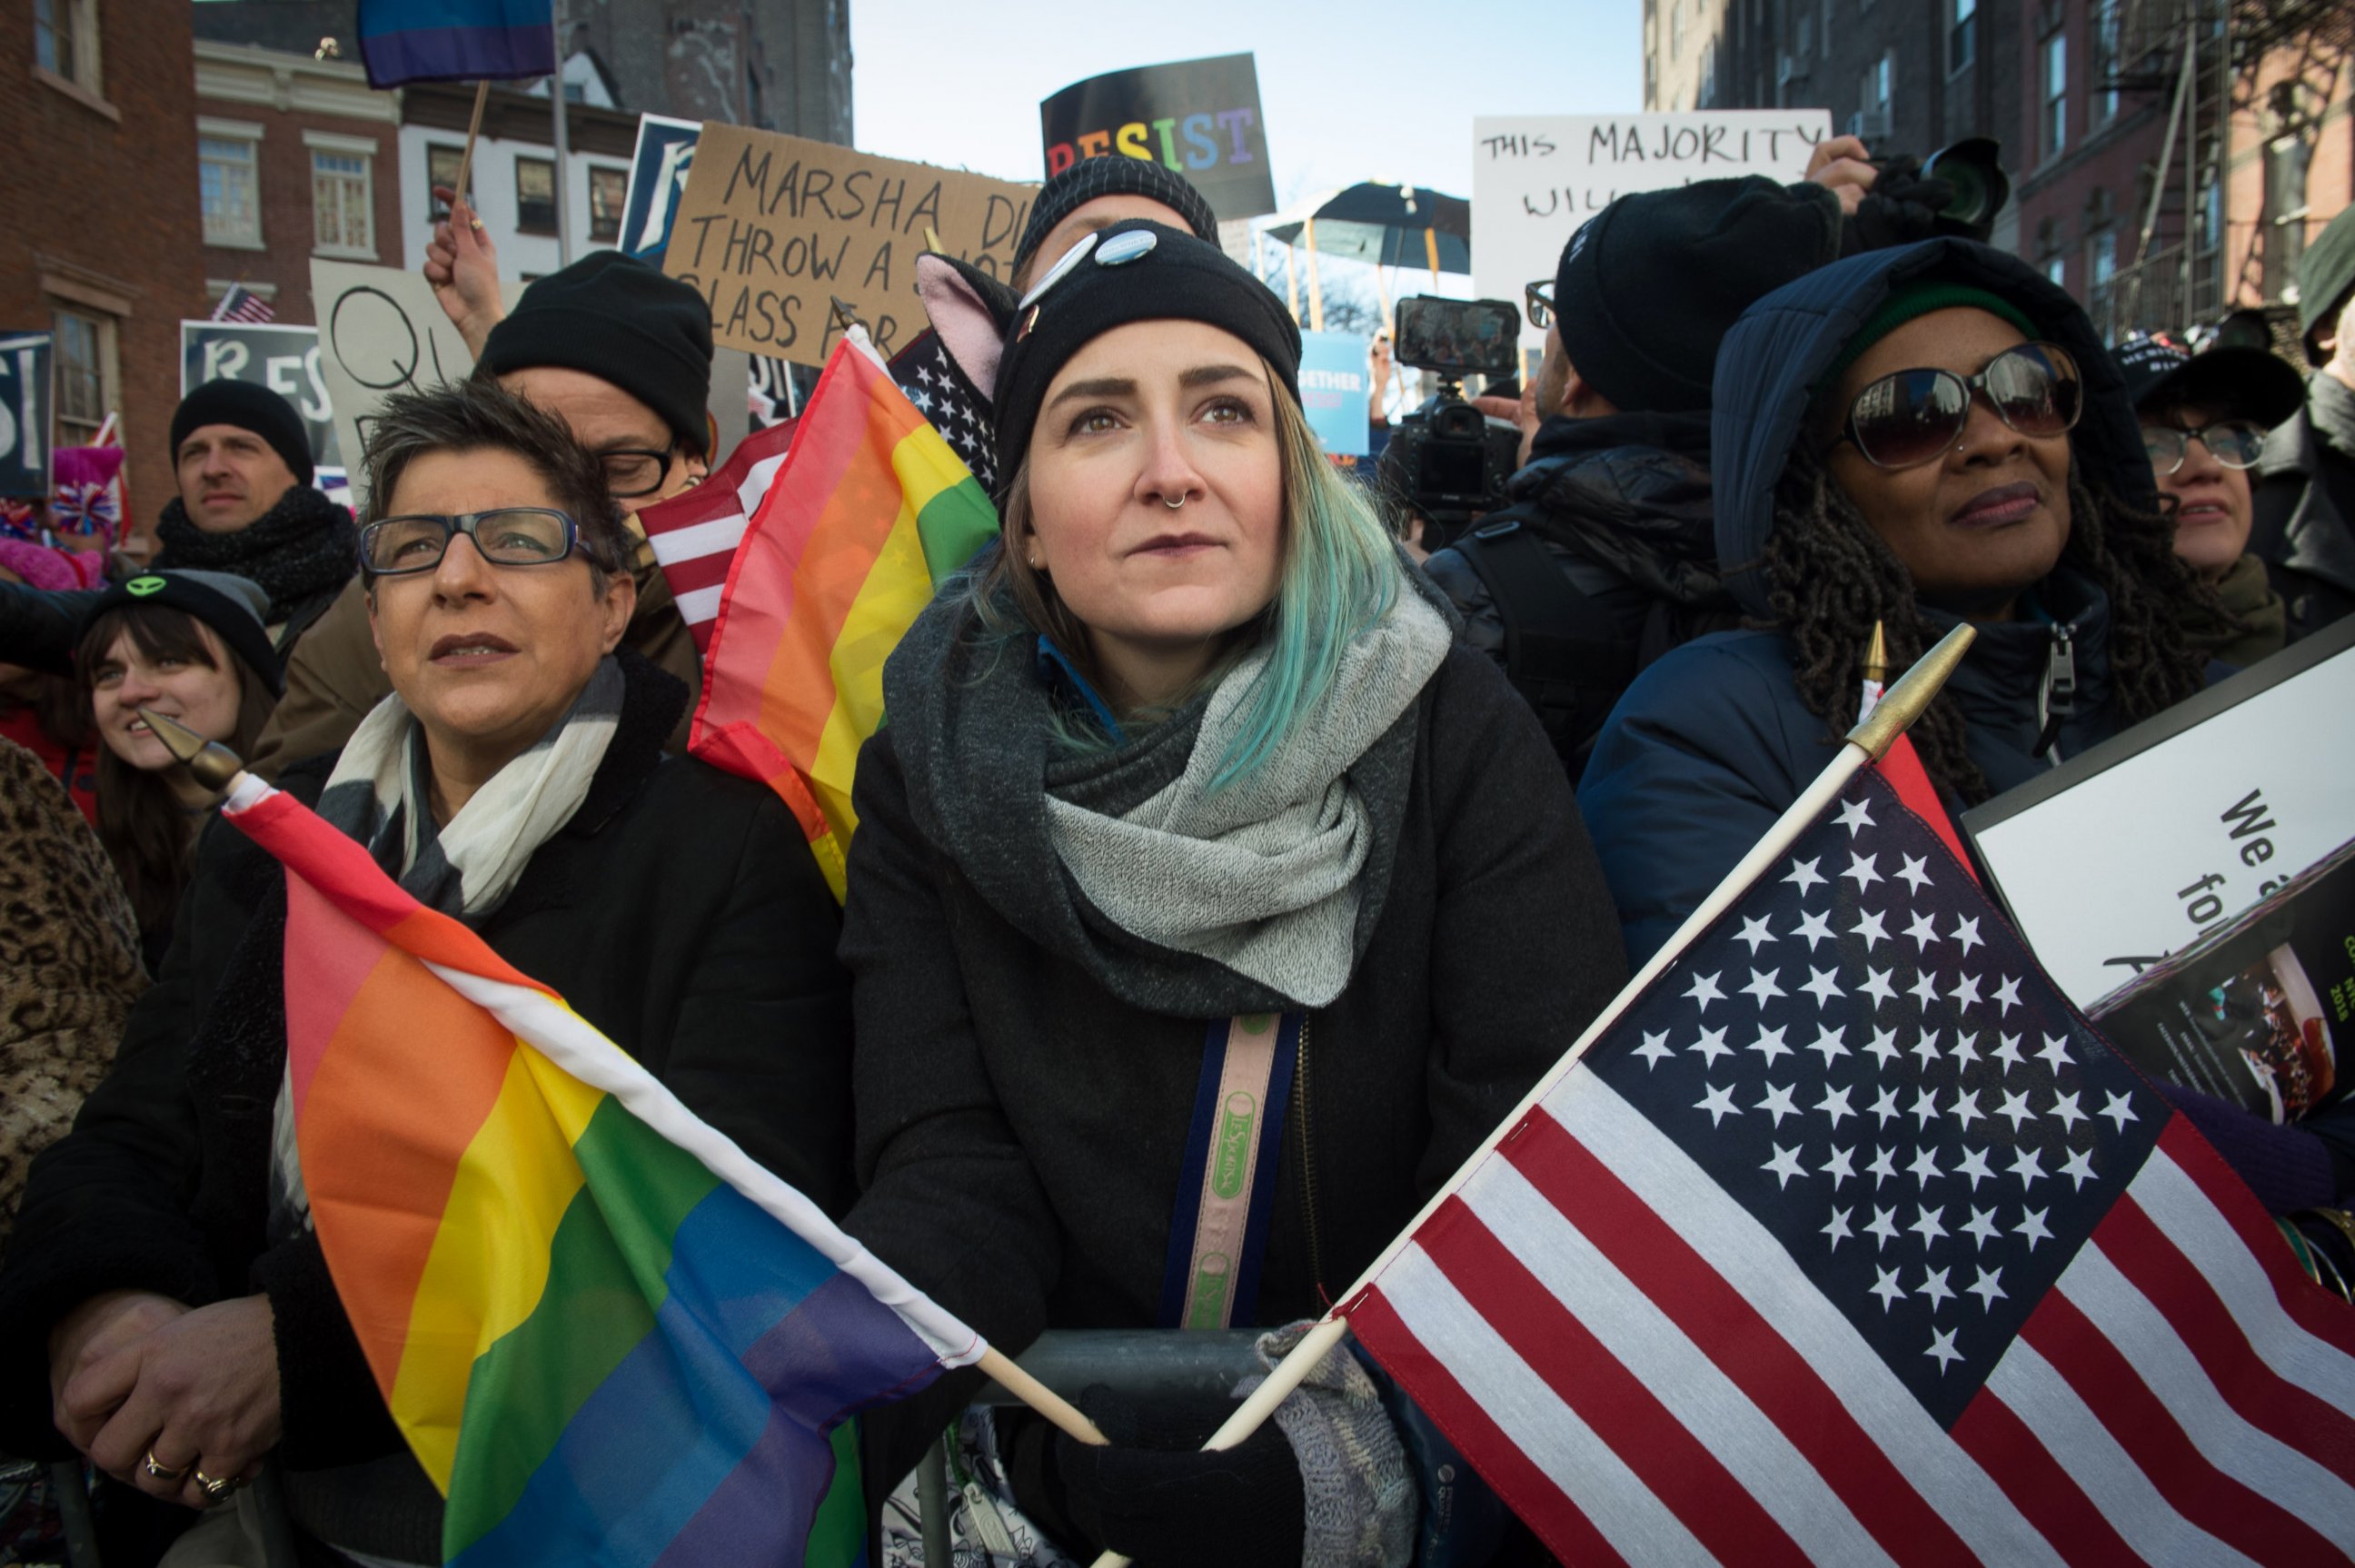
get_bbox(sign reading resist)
[1039,54,1277,221]
[1472,111,1832,352]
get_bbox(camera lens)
[1923,137,2010,233]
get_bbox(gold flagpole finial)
[1862,620,1890,688]
[1844,623,1974,761]
[138,709,245,792]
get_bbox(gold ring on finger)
[194,1468,239,1503]
[142,1448,191,1482]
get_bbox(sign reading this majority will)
[1038,54,1277,221]
[664,125,1037,368]
[1471,111,1832,352]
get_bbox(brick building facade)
[192,38,402,327]
[2,0,206,535]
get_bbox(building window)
[1949,0,1976,74]
[1796,12,1814,58]
[2091,0,2121,128]
[428,144,468,218]
[2264,134,2312,301]
[52,307,111,446]
[590,166,626,244]
[2042,32,2069,157]
[34,0,101,98]
[197,124,263,248]
[2044,254,2068,289]
[2038,218,2068,292]
[310,144,375,257]
[1820,0,1833,57]
[515,156,558,236]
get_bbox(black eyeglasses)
[598,443,677,500]
[1524,278,1555,331]
[361,509,601,576]
[1836,342,2082,471]
[2141,420,2267,474]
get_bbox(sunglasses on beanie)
[1833,342,2082,471]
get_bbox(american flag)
[889,328,996,494]
[638,416,795,653]
[1347,765,2355,1564]
[211,284,274,324]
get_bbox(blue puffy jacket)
[1578,239,2157,966]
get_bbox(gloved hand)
[1053,1384,1307,1568]
[1842,155,1957,257]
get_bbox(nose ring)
[1162,494,1186,510]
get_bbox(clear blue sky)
[849,0,1645,211]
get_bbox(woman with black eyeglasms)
[0,379,850,1565]
[1579,238,2216,968]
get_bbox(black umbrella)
[1264,182,1473,274]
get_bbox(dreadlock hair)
[1760,442,2213,805]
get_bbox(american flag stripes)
[211,283,274,323]
[1346,766,2355,1565]
[639,417,796,652]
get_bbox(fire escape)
[2099,0,2350,346]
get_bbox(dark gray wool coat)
[840,580,1630,1486]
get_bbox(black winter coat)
[2250,397,2355,643]
[840,641,1628,1485]
[1421,411,1739,769]
[0,654,856,1473]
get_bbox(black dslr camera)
[1380,296,1524,546]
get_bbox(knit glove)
[1052,1384,1307,1568]
[1842,156,1956,257]
[1232,1322,1416,1568]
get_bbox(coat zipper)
[1292,1016,1329,1306]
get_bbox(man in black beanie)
[249,250,714,776]
[1422,175,1843,771]
[2250,203,2355,642]
[0,379,357,677]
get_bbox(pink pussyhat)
[0,536,107,591]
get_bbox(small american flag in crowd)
[890,329,996,493]
[211,283,273,324]
[1347,766,2355,1564]
[638,417,795,653]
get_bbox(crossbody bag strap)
[1158,1011,1301,1331]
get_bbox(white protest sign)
[1963,621,2355,1007]
[1471,111,1833,352]
[310,260,503,506]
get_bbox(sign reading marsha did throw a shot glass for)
[1962,615,2355,1008]
[1471,111,1833,354]
[1039,54,1277,221]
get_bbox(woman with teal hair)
[840,223,1627,1565]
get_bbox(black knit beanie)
[992,220,1300,481]
[171,380,315,486]
[2298,203,2355,359]
[80,568,284,696]
[1555,175,1842,414]
[478,252,714,455]
[1014,159,1221,283]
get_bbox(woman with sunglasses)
[2114,331,2309,669]
[0,379,851,1563]
[1581,238,2213,964]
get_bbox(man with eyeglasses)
[1419,176,1844,772]
[250,253,713,778]
[2116,331,2306,669]
[2251,204,2355,644]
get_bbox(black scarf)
[154,485,358,627]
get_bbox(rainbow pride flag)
[688,335,998,899]
[222,774,986,1567]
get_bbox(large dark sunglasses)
[598,443,677,500]
[1836,342,2082,471]
[1524,278,1555,331]
[362,508,599,576]
[2141,419,2266,474]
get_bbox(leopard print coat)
[0,739,145,1236]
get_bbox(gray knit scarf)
[1043,589,1449,1007]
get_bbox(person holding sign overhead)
[250,251,713,777]
[844,220,1625,1564]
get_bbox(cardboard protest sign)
[0,333,54,499]
[1471,111,1832,352]
[180,321,339,472]
[1040,54,1276,221]
[1297,332,1371,457]
[621,113,703,271]
[310,260,494,505]
[1962,617,2355,1007]
[664,124,1037,368]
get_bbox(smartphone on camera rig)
[1381,296,1525,547]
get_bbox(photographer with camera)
[1373,298,1525,560]
[1420,176,1843,770]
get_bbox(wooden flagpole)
[450,80,491,225]
[1086,621,1979,1568]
